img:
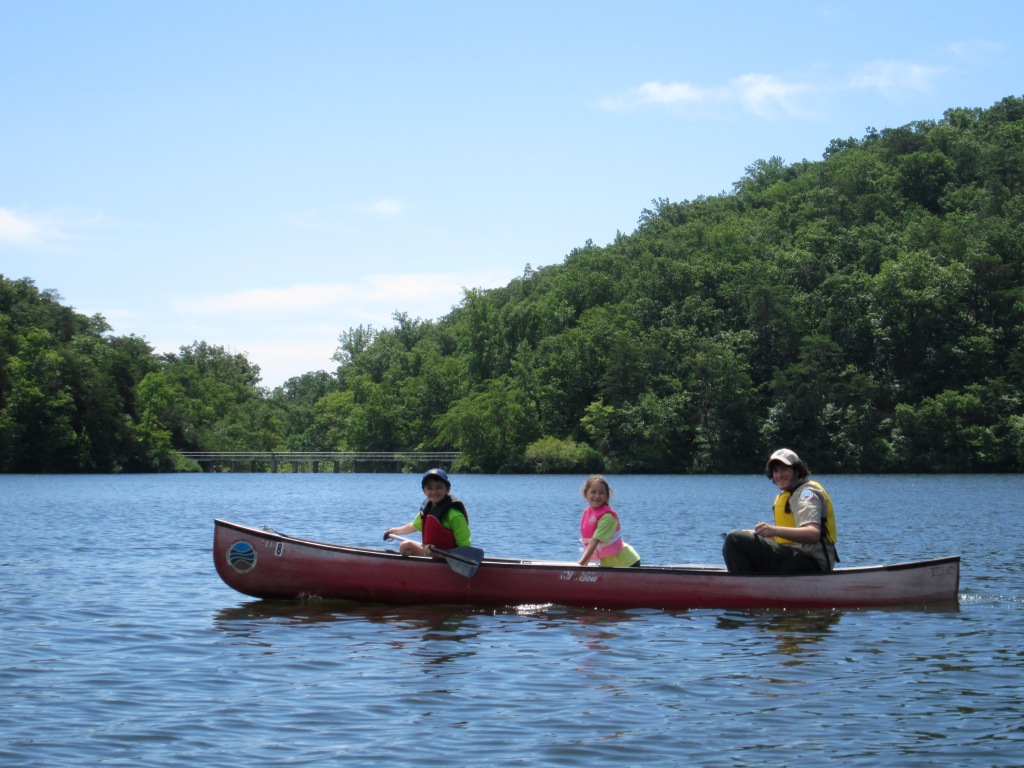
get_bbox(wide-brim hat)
[765,448,800,472]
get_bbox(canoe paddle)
[385,534,484,579]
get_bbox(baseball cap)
[421,468,451,488]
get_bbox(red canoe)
[212,519,961,610]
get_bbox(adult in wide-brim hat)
[722,448,838,574]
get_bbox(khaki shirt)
[787,482,835,571]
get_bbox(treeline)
[3,96,1023,474]
[0,278,272,472]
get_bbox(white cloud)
[360,272,461,303]
[0,208,42,243]
[848,60,947,99]
[171,268,516,321]
[145,331,339,387]
[602,56,953,119]
[601,74,810,118]
[163,269,520,387]
[360,198,404,216]
[0,206,102,248]
[730,73,811,118]
[234,340,341,383]
[601,80,713,111]
[949,39,1005,58]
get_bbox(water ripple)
[3,474,1024,766]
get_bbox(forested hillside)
[3,96,1023,473]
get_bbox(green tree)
[523,436,603,473]
[437,376,539,472]
[888,387,1002,471]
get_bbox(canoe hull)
[213,519,960,610]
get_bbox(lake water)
[2,472,1022,767]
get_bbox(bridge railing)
[178,451,460,473]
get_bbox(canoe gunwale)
[213,518,959,576]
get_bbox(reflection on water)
[717,609,842,660]
[215,600,571,629]
[214,600,646,629]
[212,600,636,675]
[566,607,636,648]
[214,600,469,627]
[214,601,486,668]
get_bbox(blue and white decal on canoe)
[227,541,257,573]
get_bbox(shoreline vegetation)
[3,96,1024,475]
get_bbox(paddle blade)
[441,546,484,578]
[451,546,485,564]
[447,558,479,579]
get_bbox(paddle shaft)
[386,533,483,579]
[386,534,480,565]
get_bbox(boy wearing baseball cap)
[384,468,472,558]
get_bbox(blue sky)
[2,1,1022,388]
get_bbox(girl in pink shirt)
[577,475,641,567]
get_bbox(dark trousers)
[722,530,821,574]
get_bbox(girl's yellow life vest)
[772,480,837,545]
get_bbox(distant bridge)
[178,451,460,473]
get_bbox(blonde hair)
[582,474,612,499]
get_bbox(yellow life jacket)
[772,480,837,546]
